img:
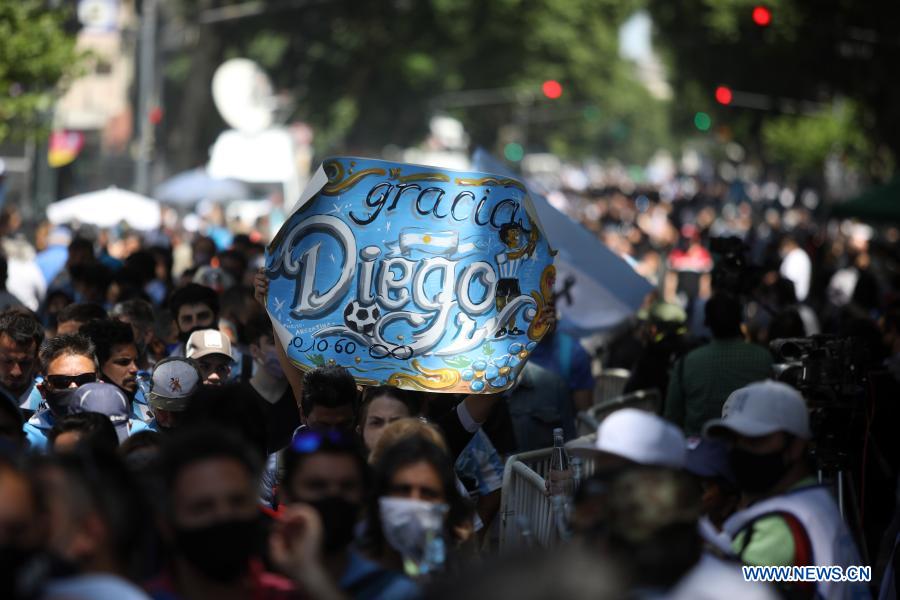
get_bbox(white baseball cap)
[185,329,233,361]
[703,380,811,440]
[595,408,686,468]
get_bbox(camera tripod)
[814,447,870,565]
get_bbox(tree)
[161,0,671,170]
[647,0,900,179]
[761,102,872,178]
[0,0,79,141]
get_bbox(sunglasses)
[289,428,357,455]
[46,372,97,389]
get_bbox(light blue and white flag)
[472,149,653,336]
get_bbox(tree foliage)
[761,102,872,176]
[647,0,900,178]
[162,0,670,169]
[0,0,79,141]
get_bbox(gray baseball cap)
[70,382,131,443]
[148,357,202,412]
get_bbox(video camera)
[770,335,869,404]
[709,236,763,297]
[770,335,870,474]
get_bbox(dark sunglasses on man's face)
[45,373,97,389]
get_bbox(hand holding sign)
[253,267,269,305]
[265,157,554,394]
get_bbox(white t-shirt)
[8,259,46,311]
[780,247,812,302]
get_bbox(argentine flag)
[399,229,459,256]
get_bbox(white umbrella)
[153,167,250,205]
[46,187,161,231]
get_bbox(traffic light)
[541,80,563,99]
[694,112,712,131]
[504,142,525,162]
[715,85,733,105]
[752,5,772,26]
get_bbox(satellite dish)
[77,0,119,32]
[211,59,275,134]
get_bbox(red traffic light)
[542,80,563,99]
[752,6,772,26]
[714,86,733,105]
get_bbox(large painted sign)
[265,157,555,393]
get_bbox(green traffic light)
[504,142,524,162]
[694,112,712,131]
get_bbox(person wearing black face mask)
[148,428,300,600]
[703,381,868,600]
[166,284,219,358]
[23,334,99,452]
[280,428,418,600]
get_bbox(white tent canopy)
[46,187,162,231]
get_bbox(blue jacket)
[23,409,54,451]
[340,549,420,600]
[24,408,152,452]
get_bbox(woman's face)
[387,460,445,503]
[362,396,411,451]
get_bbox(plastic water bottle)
[571,456,584,493]
[421,529,446,576]
[136,371,152,400]
[516,514,535,549]
[548,428,573,498]
[551,494,572,541]
[403,503,447,580]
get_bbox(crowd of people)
[0,165,897,600]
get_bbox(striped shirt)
[496,251,524,279]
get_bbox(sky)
[619,11,654,63]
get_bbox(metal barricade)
[499,445,599,552]
[576,410,597,437]
[593,368,631,406]
[576,388,661,437]
[500,390,661,552]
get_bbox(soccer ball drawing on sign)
[343,300,380,336]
